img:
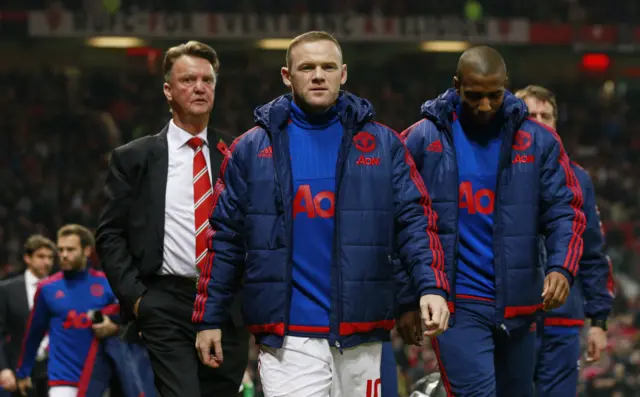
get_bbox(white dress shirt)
[25,269,48,360]
[159,120,212,277]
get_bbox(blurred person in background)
[15,224,121,397]
[193,30,449,397]
[0,235,55,397]
[401,46,585,396]
[516,85,615,397]
[96,40,248,397]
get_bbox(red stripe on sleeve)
[192,128,258,324]
[527,118,586,276]
[379,123,448,294]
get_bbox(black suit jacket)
[95,124,242,325]
[0,275,47,379]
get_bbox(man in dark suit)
[0,235,55,397]
[95,40,248,397]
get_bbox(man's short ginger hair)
[515,85,558,120]
[163,40,220,83]
[286,31,342,68]
[57,224,95,249]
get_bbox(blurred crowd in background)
[1,0,640,396]
[3,0,638,23]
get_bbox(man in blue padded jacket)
[192,30,450,397]
[399,46,586,397]
[516,85,614,397]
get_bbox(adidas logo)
[258,146,272,158]
[426,140,443,153]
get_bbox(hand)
[0,369,16,392]
[196,329,223,368]
[17,377,31,397]
[542,271,570,311]
[396,310,423,346]
[92,315,119,339]
[586,326,607,363]
[419,294,449,337]
[133,296,142,318]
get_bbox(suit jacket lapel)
[150,125,169,246]
[208,128,226,180]
[14,276,29,316]
[148,126,225,247]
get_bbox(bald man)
[397,46,586,396]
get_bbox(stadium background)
[1,0,640,396]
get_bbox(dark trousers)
[534,324,581,397]
[431,301,536,397]
[136,275,249,397]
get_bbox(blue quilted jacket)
[192,92,448,349]
[400,89,586,331]
[541,162,614,327]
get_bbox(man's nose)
[194,79,205,91]
[477,98,492,112]
[311,67,325,81]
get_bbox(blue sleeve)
[576,170,614,321]
[102,283,122,323]
[193,138,246,330]
[16,286,50,379]
[391,130,448,299]
[401,120,427,171]
[393,256,419,317]
[538,128,586,285]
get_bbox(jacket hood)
[420,87,528,128]
[253,91,375,133]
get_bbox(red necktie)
[187,137,213,271]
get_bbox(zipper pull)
[335,341,344,355]
[500,324,510,337]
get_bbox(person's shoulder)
[0,273,24,288]
[228,125,268,154]
[368,121,400,138]
[519,117,563,150]
[570,161,595,190]
[88,268,107,280]
[36,272,64,294]
[401,118,440,141]
[114,135,157,156]
[113,125,167,158]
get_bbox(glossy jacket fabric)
[193,92,448,349]
[401,88,586,330]
[541,162,614,327]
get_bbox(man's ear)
[281,67,292,88]
[341,64,348,85]
[163,82,172,102]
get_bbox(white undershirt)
[159,120,211,277]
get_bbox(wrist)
[421,288,448,301]
[547,268,573,286]
[590,318,608,331]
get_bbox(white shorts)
[259,336,382,397]
[49,386,78,397]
